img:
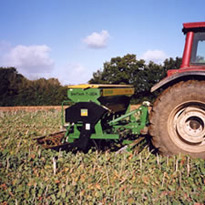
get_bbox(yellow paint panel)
[102,88,134,96]
[68,84,133,89]
[68,84,99,89]
[81,109,88,116]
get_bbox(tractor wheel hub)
[175,107,205,144]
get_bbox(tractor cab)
[181,22,205,68]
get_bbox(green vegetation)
[0,110,204,204]
[0,67,67,106]
[89,55,182,103]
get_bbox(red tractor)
[150,22,205,158]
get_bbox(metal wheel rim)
[168,101,205,153]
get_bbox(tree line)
[0,55,181,106]
[89,54,182,103]
[0,67,67,106]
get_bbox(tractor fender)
[151,70,205,92]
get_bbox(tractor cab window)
[191,32,205,64]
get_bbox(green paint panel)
[60,85,149,149]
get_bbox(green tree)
[0,67,24,105]
[89,55,182,103]
[163,57,182,72]
[0,67,67,106]
[89,54,145,84]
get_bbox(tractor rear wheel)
[149,80,205,159]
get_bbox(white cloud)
[0,43,91,85]
[55,63,91,85]
[1,44,54,79]
[141,49,167,64]
[83,30,110,48]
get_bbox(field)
[0,108,205,204]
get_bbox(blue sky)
[0,0,204,85]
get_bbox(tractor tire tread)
[149,80,205,159]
